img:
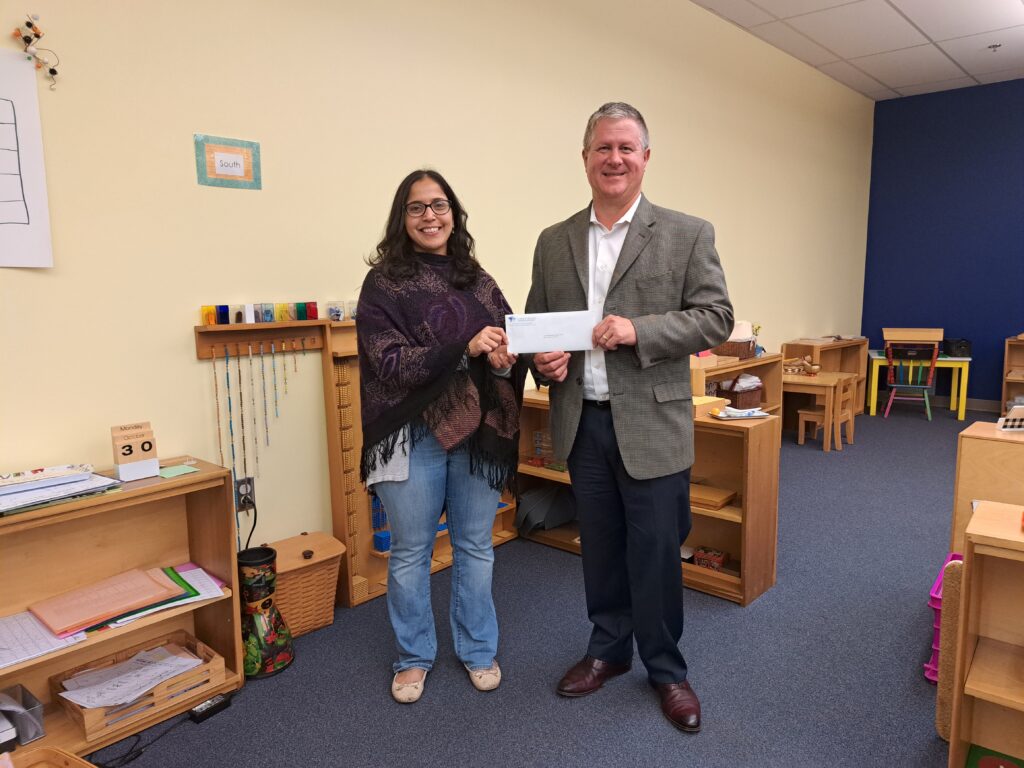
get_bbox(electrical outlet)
[235,477,255,512]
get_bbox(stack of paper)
[0,467,120,516]
[60,643,202,708]
[28,569,185,637]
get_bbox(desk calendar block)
[111,422,159,481]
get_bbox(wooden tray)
[49,630,224,743]
[690,483,737,510]
[11,747,93,767]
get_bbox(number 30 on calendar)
[111,421,160,481]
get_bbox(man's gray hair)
[583,102,650,151]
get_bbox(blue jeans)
[372,432,500,673]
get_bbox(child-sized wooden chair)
[797,373,856,450]
[884,342,939,420]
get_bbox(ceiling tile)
[890,0,1024,42]
[896,77,978,96]
[866,88,902,100]
[690,0,775,27]
[749,0,854,18]
[817,60,886,94]
[974,65,1024,84]
[939,24,1024,74]
[748,20,841,65]
[787,0,928,58]
[852,44,966,87]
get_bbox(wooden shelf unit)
[950,421,1024,553]
[518,388,780,606]
[780,338,868,414]
[322,322,518,608]
[0,460,243,757]
[703,353,784,415]
[1002,335,1024,416]
[948,500,1024,766]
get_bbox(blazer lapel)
[608,195,655,295]
[566,207,591,298]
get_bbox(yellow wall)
[0,0,873,541]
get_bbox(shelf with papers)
[0,458,243,757]
[0,588,231,679]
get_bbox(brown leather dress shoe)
[652,680,701,733]
[556,655,631,697]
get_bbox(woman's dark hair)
[369,169,480,289]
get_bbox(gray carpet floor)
[89,405,979,767]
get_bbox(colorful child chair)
[884,342,939,420]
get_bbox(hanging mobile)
[13,14,61,90]
[224,346,241,549]
[211,350,225,468]
[247,343,260,478]
[259,341,270,445]
[270,342,280,416]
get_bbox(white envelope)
[505,311,599,354]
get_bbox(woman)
[357,169,524,703]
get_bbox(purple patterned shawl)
[357,253,525,492]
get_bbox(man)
[526,102,733,732]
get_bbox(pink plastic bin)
[927,552,963,610]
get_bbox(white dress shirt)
[583,194,642,401]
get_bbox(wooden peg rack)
[194,319,328,360]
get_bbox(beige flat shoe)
[465,660,501,692]
[391,668,428,704]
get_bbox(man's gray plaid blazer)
[525,195,734,480]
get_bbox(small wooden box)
[882,327,943,342]
[268,531,346,637]
[49,631,224,743]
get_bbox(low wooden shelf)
[0,459,243,757]
[518,388,780,606]
[1002,336,1024,416]
[948,500,1024,766]
[702,353,783,415]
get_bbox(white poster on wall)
[0,49,52,268]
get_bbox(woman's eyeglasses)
[405,199,451,217]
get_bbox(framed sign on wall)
[194,134,261,190]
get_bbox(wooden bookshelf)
[702,353,784,415]
[948,501,1024,766]
[1002,335,1024,416]
[518,389,780,606]
[0,460,243,756]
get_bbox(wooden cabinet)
[703,353,784,415]
[1001,335,1024,416]
[518,389,780,606]
[948,500,1024,767]
[781,338,868,414]
[322,322,518,608]
[950,422,1024,553]
[0,460,243,756]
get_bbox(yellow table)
[867,349,971,420]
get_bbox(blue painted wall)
[862,79,1024,403]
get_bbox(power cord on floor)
[89,712,189,768]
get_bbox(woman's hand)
[487,345,518,370]
[467,326,508,357]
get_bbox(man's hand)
[487,345,518,370]
[467,326,508,357]
[534,350,571,382]
[593,315,637,351]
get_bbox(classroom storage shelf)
[0,460,244,757]
[948,501,1024,766]
[1002,335,1024,416]
[518,389,780,606]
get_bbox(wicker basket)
[717,379,762,410]
[267,531,345,637]
[49,630,225,743]
[711,338,756,359]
